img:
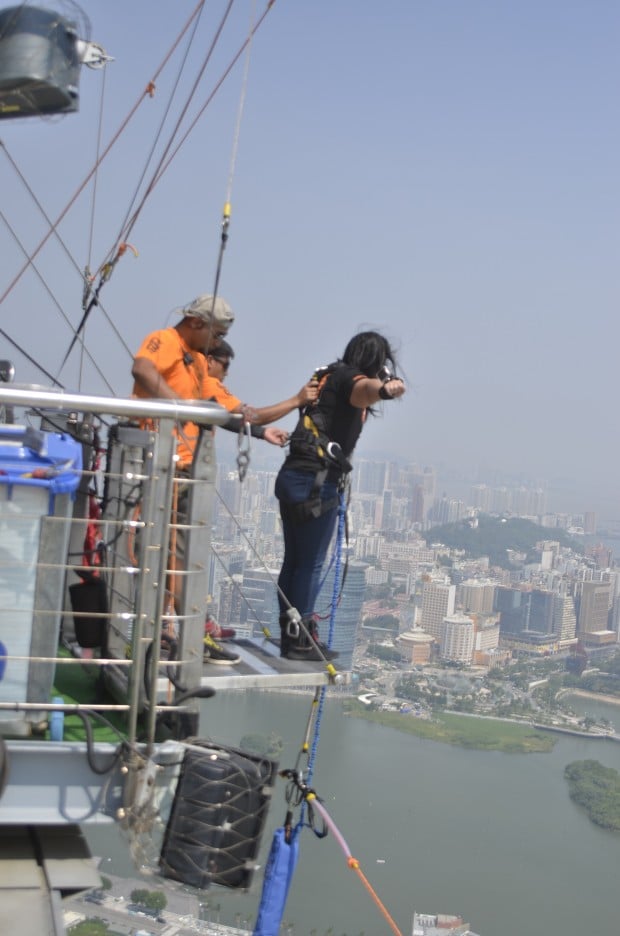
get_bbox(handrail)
[0,384,241,427]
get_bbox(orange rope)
[0,0,207,308]
[307,795,404,936]
[347,858,403,936]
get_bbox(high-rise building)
[585,543,613,569]
[258,508,278,536]
[495,587,529,636]
[459,580,496,614]
[472,613,500,661]
[512,487,546,517]
[553,593,577,645]
[529,589,555,634]
[441,613,475,664]
[214,470,242,540]
[208,545,246,618]
[419,580,456,641]
[402,465,436,523]
[241,567,281,637]
[355,459,387,495]
[428,496,467,525]
[353,533,381,560]
[470,484,492,513]
[577,580,611,635]
[409,483,427,524]
[217,574,245,631]
[490,487,512,514]
[583,511,597,535]
[495,587,555,637]
[382,489,393,528]
[315,560,368,670]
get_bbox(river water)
[87,690,620,936]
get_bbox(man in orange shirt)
[132,294,233,468]
[132,294,316,462]
[131,294,317,663]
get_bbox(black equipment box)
[160,739,277,890]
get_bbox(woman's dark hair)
[340,331,397,378]
[210,338,235,361]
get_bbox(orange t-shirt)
[132,328,242,467]
[202,375,242,412]
[133,327,206,400]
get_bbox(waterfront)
[565,693,620,729]
[87,690,620,936]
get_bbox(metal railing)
[0,384,239,748]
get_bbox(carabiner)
[236,421,251,482]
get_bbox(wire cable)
[210,0,257,309]
[78,53,109,392]
[0,0,209,311]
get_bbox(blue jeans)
[275,468,339,617]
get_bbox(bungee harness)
[283,363,354,523]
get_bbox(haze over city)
[1,1,618,517]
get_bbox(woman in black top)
[275,330,405,659]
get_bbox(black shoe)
[279,611,339,661]
[304,616,340,660]
[282,641,339,662]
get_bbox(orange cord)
[349,860,403,936]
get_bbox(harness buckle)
[283,607,301,639]
[325,441,352,474]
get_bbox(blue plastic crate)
[0,426,82,734]
[0,425,82,508]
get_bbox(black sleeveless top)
[282,362,365,477]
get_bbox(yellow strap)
[303,414,325,457]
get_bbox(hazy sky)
[1,1,619,518]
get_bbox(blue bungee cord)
[303,487,346,794]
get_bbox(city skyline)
[208,448,620,672]
[216,437,617,532]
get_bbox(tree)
[130,888,150,906]
[566,648,588,676]
[68,922,110,935]
[129,887,166,911]
[148,891,167,912]
[363,613,399,632]
[241,731,283,758]
[565,759,620,831]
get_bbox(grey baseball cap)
[180,294,234,332]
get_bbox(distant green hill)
[424,514,581,570]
